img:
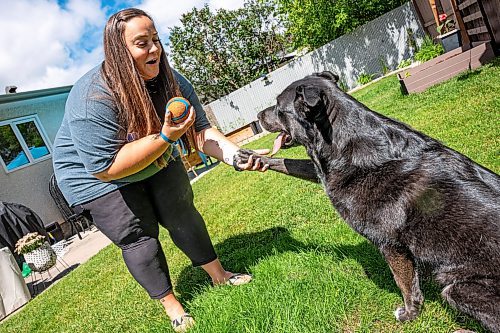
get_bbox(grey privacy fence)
[204,2,426,134]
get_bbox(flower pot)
[438,29,462,53]
[23,242,56,271]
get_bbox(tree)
[273,0,409,49]
[0,125,20,163]
[168,0,289,103]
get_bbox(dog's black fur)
[236,72,500,332]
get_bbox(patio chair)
[48,174,92,240]
[175,140,201,176]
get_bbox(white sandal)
[171,313,194,332]
[225,273,252,286]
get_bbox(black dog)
[236,72,500,332]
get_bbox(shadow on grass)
[175,226,443,305]
[26,263,79,297]
[456,55,500,81]
[456,68,483,81]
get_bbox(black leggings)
[78,158,217,299]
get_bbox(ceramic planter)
[23,242,56,271]
[438,29,462,52]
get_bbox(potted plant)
[15,232,56,271]
[437,13,462,52]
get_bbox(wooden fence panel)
[456,0,492,43]
[412,0,458,38]
[413,0,498,49]
[482,0,500,44]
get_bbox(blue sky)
[0,0,245,94]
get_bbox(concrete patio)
[24,226,112,297]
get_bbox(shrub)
[414,35,444,62]
[397,58,413,69]
[357,73,375,85]
[337,76,349,92]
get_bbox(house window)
[0,116,51,172]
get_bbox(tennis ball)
[166,97,191,124]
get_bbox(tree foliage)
[0,125,20,163]
[169,0,408,102]
[273,0,409,49]
[169,0,288,103]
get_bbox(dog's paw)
[235,149,268,166]
[394,307,418,322]
[235,149,253,164]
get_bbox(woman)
[53,8,267,332]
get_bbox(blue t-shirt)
[52,64,211,206]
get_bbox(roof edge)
[0,85,73,104]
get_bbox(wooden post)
[429,0,440,26]
[411,0,427,30]
[450,0,471,48]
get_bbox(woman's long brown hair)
[101,8,194,166]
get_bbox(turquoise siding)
[0,88,70,225]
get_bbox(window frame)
[0,115,52,173]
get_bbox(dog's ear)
[295,85,322,109]
[315,71,339,83]
[296,83,332,144]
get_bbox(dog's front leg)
[380,245,424,322]
[236,149,319,183]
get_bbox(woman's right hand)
[161,106,196,142]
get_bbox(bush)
[338,78,349,92]
[397,58,413,69]
[414,35,444,63]
[357,73,375,85]
[276,0,409,49]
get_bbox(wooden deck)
[398,42,495,94]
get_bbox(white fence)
[205,2,426,134]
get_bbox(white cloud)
[0,0,245,94]
[0,0,106,93]
[209,0,247,11]
[20,47,104,92]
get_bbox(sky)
[0,0,246,94]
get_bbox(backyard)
[1,58,499,333]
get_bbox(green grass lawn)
[2,58,499,333]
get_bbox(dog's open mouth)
[270,132,292,156]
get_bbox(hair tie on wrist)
[160,132,176,144]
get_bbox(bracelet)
[159,132,176,144]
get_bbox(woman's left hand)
[235,149,270,172]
